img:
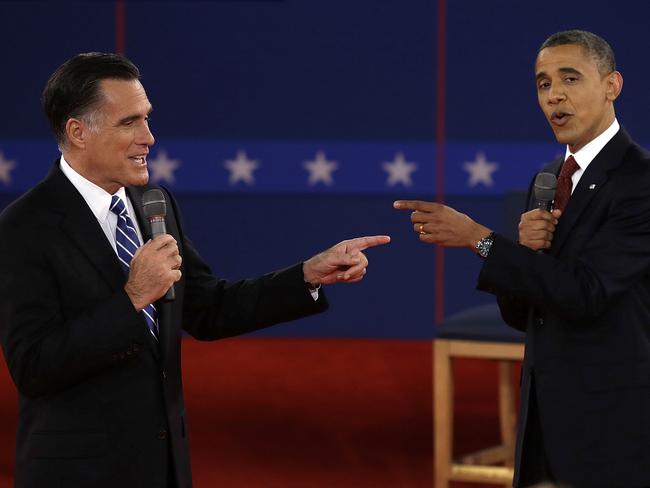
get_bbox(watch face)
[477,234,494,258]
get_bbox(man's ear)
[606,70,623,102]
[64,118,87,149]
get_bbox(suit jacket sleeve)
[157,187,329,341]
[477,162,650,324]
[488,176,537,332]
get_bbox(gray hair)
[539,30,616,75]
[42,52,140,151]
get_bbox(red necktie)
[553,155,580,212]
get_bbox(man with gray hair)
[0,52,389,488]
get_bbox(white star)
[382,152,418,187]
[224,150,259,186]
[303,151,338,186]
[463,152,499,187]
[0,151,16,186]
[148,150,180,184]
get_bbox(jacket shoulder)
[0,180,52,229]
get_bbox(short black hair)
[42,52,140,149]
[539,30,616,75]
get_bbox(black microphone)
[142,189,176,302]
[533,172,557,211]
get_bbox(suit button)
[157,430,168,440]
[535,317,544,326]
[162,370,167,380]
[132,343,140,352]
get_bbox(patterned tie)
[110,195,159,340]
[553,155,580,213]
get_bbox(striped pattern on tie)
[110,195,159,340]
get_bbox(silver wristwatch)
[476,232,495,258]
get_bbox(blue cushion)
[437,303,525,343]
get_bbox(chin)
[551,128,571,146]
[131,172,150,187]
[551,132,565,144]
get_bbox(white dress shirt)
[59,155,145,253]
[564,118,619,194]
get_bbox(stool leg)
[498,360,517,487]
[434,340,453,488]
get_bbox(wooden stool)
[433,304,525,487]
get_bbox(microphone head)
[142,189,167,219]
[533,172,557,204]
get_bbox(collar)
[564,118,620,169]
[59,155,128,223]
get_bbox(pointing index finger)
[345,235,391,252]
[393,200,436,212]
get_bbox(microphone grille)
[533,172,557,202]
[142,189,167,218]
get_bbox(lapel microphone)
[142,189,176,302]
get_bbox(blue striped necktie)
[110,195,159,340]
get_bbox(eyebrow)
[558,67,583,76]
[116,106,153,126]
[536,67,583,81]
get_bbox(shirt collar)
[564,118,620,169]
[59,155,127,222]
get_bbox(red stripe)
[434,0,447,325]
[115,0,125,55]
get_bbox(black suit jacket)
[0,162,328,488]
[477,128,650,488]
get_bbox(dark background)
[1,0,647,338]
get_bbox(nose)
[547,84,566,104]
[136,121,155,146]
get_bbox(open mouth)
[551,112,572,127]
[129,155,148,165]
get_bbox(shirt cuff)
[306,283,321,301]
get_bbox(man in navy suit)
[0,52,389,488]
[395,30,650,488]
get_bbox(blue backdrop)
[1,0,648,337]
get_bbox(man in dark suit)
[0,52,390,488]
[395,30,650,488]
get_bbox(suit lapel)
[44,164,126,291]
[550,129,633,256]
[45,163,162,357]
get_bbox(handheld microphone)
[533,172,557,211]
[142,189,176,302]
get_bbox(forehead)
[97,78,151,114]
[535,44,598,75]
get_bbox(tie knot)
[559,155,580,180]
[110,195,127,216]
